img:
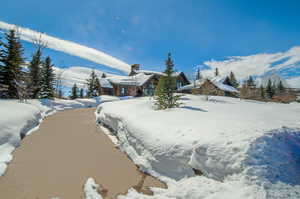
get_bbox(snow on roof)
[178,77,238,93]
[107,73,154,86]
[136,69,182,77]
[136,70,165,76]
[99,78,113,88]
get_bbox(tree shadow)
[182,106,207,112]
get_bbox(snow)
[54,66,105,89]
[0,21,131,73]
[84,178,103,199]
[107,73,153,86]
[0,96,122,176]
[96,95,300,198]
[178,77,238,93]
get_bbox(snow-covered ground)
[0,95,122,176]
[96,95,300,199]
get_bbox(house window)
[121,87,126,96]
[177,80,182,88]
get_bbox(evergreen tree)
[1,30,24,99]
[229,71,239,88]
[260,85,265,99]
[86,70,97,97]
[196,68,202,80]
[28,47,43,98]
[94,77,101,96]
[79,88,84,98]
[101,73,106,78]
[223,76,233,86]
[154,53,182,109]
[70,83,78,99]
[277,80,285,94]
[265,79,275,98]
[215,68,219,77]
[246,76,256,88]
[39,57,55,98]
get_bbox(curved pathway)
[0,108,165,199]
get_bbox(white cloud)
[202,46,300,88]
[202,47,300,83]
[0,21,131,73]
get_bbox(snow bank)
[0,95,123,176]
[84,178,103,199]
[96,95,300,198]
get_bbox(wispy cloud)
[0,21,131,73]
[202,47,300,82]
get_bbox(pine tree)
[266,79,274,98]
[94,77,101,96]
[196,68,202,80]
[215,68,219,77]
[223,76,232,86]
[247,76,256,88]
[277,80,285,94]
[39,57,55,98]
[154,53,182,109]
[86,70,97,97]
[70,83,78,99]
[260,85,265,99]
[28,47,43,98]
[1,30,24,99]
[229,71,239,88]
[79,88,84,98]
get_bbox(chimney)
[130,64,140,75]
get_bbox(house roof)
[107,73,154,87]
[178,77,238,93]
[99,78,113,88]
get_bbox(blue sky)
[1,0,300,78]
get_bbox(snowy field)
[0,95,122,176]
[96,95,300,199]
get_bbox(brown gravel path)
[0,108,165,199]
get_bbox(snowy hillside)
[54,66,106,89]
[202,46,300,88]
[96,95,300,198]
[0,96,121,176]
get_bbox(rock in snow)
[96,95,300,199]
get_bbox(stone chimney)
[130,64,140,76]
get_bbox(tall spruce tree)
[260,85,265,99]
[196,68,202,80]
[86,70,97,97]
[223,76,233,86]
[266,79,275,98]
[95,77,101,96]
[1,30,24,99]
[229,71,239,88]
[79,88,84,98]
[247,76,256,88]
[70,83,78,99]
[277,80,285,94]
[215,68,219,77]
[154,53,182,109]
[39,57,55,98]
[28,47,43,98]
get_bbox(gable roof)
[178,77,238,93]
[107,73,154,87]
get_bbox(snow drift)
[96,95,300,198]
